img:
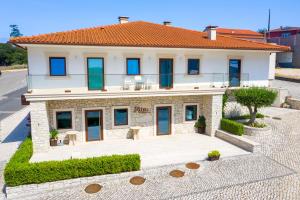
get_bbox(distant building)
[268,27,300,68]
[213,28,265,42]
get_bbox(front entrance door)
[229,59,241,87]
[156,106,172,135]
[159,59,173,89]
[85,110,103,141]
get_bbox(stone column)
[203,94,223,137]
[30,101,50,153]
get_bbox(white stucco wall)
[27,45,273,90]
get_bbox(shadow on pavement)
[2,114,30,143]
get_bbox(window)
[281,32,291,38]
[56,111,72,129]
[126,58,140,75]
[114,108,128,126]
[185,105,197,121]
[49,57,66,76]
[187,59,200,75]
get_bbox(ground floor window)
[56,111,72,129]
[114,108,129,126]
[185,104,197,121]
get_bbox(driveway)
[272,79,300,99]
[12,107,300,200]
[0,70,27,120]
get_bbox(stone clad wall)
[30,94,223,153]
[46,95,222,142]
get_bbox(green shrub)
[4,138,141,186]
[208,150,220,158]
[49,129,59,139]
[221,118,244,136]
[228,113,264,120]
[194,115,206,128]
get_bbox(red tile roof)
[10,21,289,51]
[216,28,264,39]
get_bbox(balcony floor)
[30,133,249,168]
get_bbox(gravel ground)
[16,108,300,200]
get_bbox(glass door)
[229,59,241,87]
[87,57,104,90]
[85,110,103,141]
[156,106,171,135]
[159,59,173,89]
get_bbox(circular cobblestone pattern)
[84,184,102,194]
[129,176,146,185]
[169,170,185,178]
[185,162,200,170]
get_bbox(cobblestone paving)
[20,109,300,200]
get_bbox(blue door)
[229,59,241,87]
[159,59,173,88]
[157,106,171,135]
[87,58,104,90]
[85,110,103,141]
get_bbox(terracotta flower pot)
[50,139,58,146]
[197,126,206,134]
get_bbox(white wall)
[27,45,273,90]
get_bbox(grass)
[227,113,264,121]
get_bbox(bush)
[234,87,277,124]
[208,150,220,158]
[221,118,244,136]
[228,113,264,120]
[49,129,59,139]
[194,115,206,128]
[4,138,141,186]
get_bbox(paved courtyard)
[31,134,248,168]
[11,107,300,200]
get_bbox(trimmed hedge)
[4,138,141,186]
[221,118,244,136]
[228,113,264,121]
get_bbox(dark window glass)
[187,59,200,75]
[114,109,128,126]
[185,105,197,121]
[56,111,72,129]
[127,58,140,75]
[50,57,66,76]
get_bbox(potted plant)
[194,115,206,134]
[50,129,59,146]
[208,150,220,161]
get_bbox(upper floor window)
[281,32,291,38]
[56,111,72,129]
[187,59,200,75]
[126,58,140,75]
[49,57,66,76]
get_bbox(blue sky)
[1,0,299,42]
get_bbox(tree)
[234,87,277,124]
[257,28,267,35]
[9,25,23,37]
[0,43,27,66]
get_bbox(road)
[0,70,27,120]
[272,79,300,99]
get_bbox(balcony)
[25,73,250,101]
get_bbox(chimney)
[118,16,129,24]
[163,21,172,26]
[205,25,218,40]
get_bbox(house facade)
[267,26,300,68]
[10,17,289,154]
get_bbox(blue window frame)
[114,108,128,126]
[49,57,66,76]
[187,59,200,75]
[185,105,197,121]
[126,58,140,75]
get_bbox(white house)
[10,17,289,154]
